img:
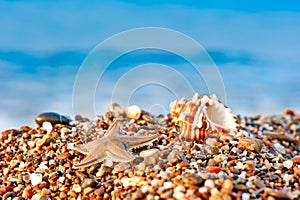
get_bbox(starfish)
[69,120,158,168]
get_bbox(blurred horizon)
[1,1,300,130]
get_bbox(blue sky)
[0,1,300,129]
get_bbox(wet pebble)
[35,112,70,126]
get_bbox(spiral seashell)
[170,93,238,142]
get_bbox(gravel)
[0,108,299,199]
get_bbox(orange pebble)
[292,155,300,164]
[208,166,222,173]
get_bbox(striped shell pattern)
[169,93,238,142]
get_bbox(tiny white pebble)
[49,159,55,165]
[204,179,214,188]
[59,176,65,183]
[30,173,43,186]
[283,160,293,169]
[174,185,185,193]
[73,184,82,193]
[236,161,244,170]
[141,185,149,193]
[173,191,185,199]
[283,174,293,185]
[27,141,35,147]
[19,161,26,168]
[239,171,247,179]
[121,177,130,188]
[242,193,250,200]
[42,121,53,134]
[231,147,238,154]
[163,181,173,189]
[274,143,285,154]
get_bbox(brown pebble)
[35,112,70,126]
[36,135,54,147]
[292,155,300,164]
[221,179,233,195]
[3,192,15,200]
[182,173,203,185]
[167,149,182,164]
[238,137,263,153]
[97,166,112,177]
[243,160,256,171]
[59,191,67,199]
[57,152,71,160]
[19,125,31,132]
[267,190,292,200]
[94,186,105,196]
[234,184,247,191]
[81,178,98,189]
[83,187,95,195]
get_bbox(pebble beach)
[0,106,300,200]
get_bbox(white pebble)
[32,194,42,200]
[163,181,173,189]
[242,193,250,200]
[121,177,130,188]
[27,141,35,147]
[19,161,26,168]
[239,171,247,179]
[42,121,53,134]
[274,143,285,154]
[283,174,293,185]
[231,147,239,154]
[173,191,185,199]
[73,184,82,193]
[59,176,65,183]
[283,160,293,169]
[141,185,149,193]
[174,185,185,193]
[236,161,244,170]
[125,105,142,120]
[30,173,43,186]
[151,178,161,187]
[204,179,214,188]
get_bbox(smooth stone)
[3,192,16,200]
[81,178,98,189]
[167,149,182,164]
[283,160,293,169]
[36,135,54,147]
[237,137,263,153]
[35,112,70,126]
[182,173,203,185]
[30,173,43,186]
[125,105,142,120]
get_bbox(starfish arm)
[122,134,158,149]
[105,142,134,162]
[73,150,107,168]
[69,136,107,155]
[105,120,120,136]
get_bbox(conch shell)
[169,93,238,142]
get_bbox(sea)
[1,48,300,131]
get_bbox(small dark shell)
[35,112,70,126]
